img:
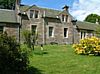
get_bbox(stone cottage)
[0,0,97,44]
[19,4,97,44]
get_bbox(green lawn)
[29,45,100,74]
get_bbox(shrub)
[0,33,29,74]
[22,30,38,50]
[73,36,100,55]
[22,30,32,48]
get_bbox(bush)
[22,30,38,50]
[22,30,32,48]
[73,36,100,55]
[0,33,29,74]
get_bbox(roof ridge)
[37,6,61,12]
[20,5,62,12]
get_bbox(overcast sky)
[21,0,100,21]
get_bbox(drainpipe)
[43,11,46,44]
[19,12,23,43]
[71,20,77,44]
[43,18,45,44]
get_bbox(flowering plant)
[73,37,100,55]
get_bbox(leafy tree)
[31,30,38,50]
[22,30,38,50]
[22,30,32,48]
[0,32,29,74]
[0,0,16,9]
[84,14,100,24]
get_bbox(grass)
[29,45,100,74]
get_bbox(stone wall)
[44,18,73,44]
[21,7,74,44]
[5,23,19,42]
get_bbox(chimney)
[62,5,69,11]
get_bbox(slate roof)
[20,5,69,18]
[20,5,30,12]
[76,21,97,31]
[0,9,18,23]
[20,5,97,31]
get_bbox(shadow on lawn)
[34,51,48,55]
[28,66,43,74]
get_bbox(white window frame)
[80,31,87,39]
[62,14,68,22]
[48,27,54,37]
[30,10,39,19]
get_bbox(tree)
[0,32,29,74]
[22,30,32,48]
[22,30,38,50]
[84,14,100,24]
[0,0,16,9]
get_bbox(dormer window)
[30,10,39,18]
[62,15,68,22]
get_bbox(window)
[80,31,86,39]
[62,15,64,22]
[80,32,83,39]
[31,25,37,34]
[34,11,39,18]
[30,10,34,18]
[49,27,54,37]
[62,15,68,22]
[0,26,3,33]
[30,10,39,18]
[65,15,68,22]
[84,32,86,38]
[64,28,68,38]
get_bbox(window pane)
[49,27,53,37]
[31,25,37,34]
[66,15,68,22]
[81,32,82,39]
[30,10,34,18]
[62,15,64,22]
[64,28,68,37]
[84,32,86,38]
[35,11,39,18]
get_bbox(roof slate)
[76,21,97,31]
[0,9,18,23]
[20,5,98,31]
[20,5,63,18]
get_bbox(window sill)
[64,37,68,38]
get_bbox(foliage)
[0,0,16,9]
[73,36,100,55]
[31,30,38,50]
[84,14,100,24]
[0,32,29,74]
[22,30,38,50]
[22,30,32,48]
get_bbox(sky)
[21,0,100,21]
